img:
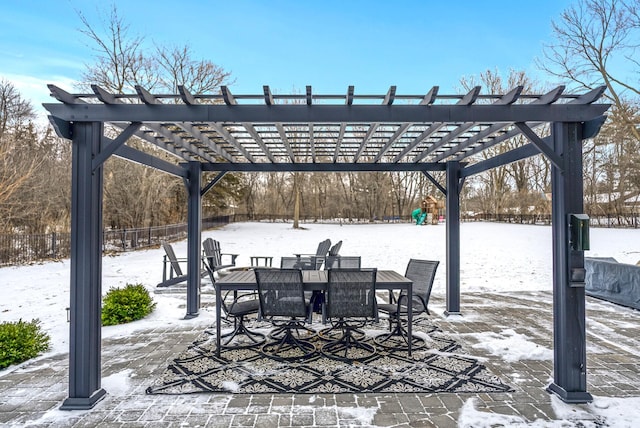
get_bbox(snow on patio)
[1,221,639,426]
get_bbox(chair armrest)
[221,253,239,265]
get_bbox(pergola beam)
[114,145,188,178]
[42,103,610,124]
[201,162,446,173]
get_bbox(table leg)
[216,285,221,357]
[407,282,413,356]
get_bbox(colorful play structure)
[411,196,444,225]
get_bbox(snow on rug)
[146,317,513,395]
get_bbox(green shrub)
[102,283,157,326]
[0,319,51,369]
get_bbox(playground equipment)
[412,196,444,225]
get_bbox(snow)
[1,221,639,427]
[469,328,554,363]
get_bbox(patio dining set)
[199,239,440,362]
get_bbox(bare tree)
[460,69,546,214]
[77,5,157,93]
[540,0,640,138]
[156,45,234,94]
[76,6,239,227]
[0,80,44,232]
[540,0,640,215]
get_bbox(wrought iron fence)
[0,215,230,267]
[2,212,638,267]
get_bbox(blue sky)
[1,0,575,120]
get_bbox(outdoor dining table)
[214,269,414,357]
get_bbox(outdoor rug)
[146,317,513,394]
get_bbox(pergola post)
[61,122,107,410]
[445,160,461,315]
[547,122,592,403]
[185,161,202,318]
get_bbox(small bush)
[0,319,51,369]
[102,283,157,326]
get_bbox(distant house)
[586,191,640,214]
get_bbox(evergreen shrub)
[102,283,156,326]
[0,319,51,369]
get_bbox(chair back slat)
[328,240,343,256]
[202,238,218,266]
[316,239,332,256]
[326,269,377,319]
[404,259,439,312]
[203,263,232,315]
[161,241,183,276]
[255,268,308,318]
[310,239,332,269]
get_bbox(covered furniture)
[204,264,265,348]
[321,268,378,361]
[585,257,640,310]
[375,259,439,349]
[254,268,316,360]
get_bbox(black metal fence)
[462,212,640,227]
[0,215,231,267]
[2,212,638,267]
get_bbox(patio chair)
[254,268,316,361]
[318,256,361,320]
[157,241,207,287]
[324,255,361,270]
[294,238,331,270]
[280,255,326,318]
[204,263,265,349]
[321,268,378,361]
[374,259,439,349]
[202,237,239,274]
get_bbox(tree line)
[1,0,639,234]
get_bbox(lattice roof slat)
[45,84,610,172]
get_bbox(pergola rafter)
[44,84,610,411]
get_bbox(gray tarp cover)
[585,257,640,310]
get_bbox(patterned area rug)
[146,317,512,394]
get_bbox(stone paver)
[0,291,638,427]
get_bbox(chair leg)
[373,314,425,350]
[268,322,315,340]
[262,323,316,361]
[220,315,266,348]
[318,323,365,341]
[321,322,375,361]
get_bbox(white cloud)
[3,73,78,126]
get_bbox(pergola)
[44,83,610,410]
